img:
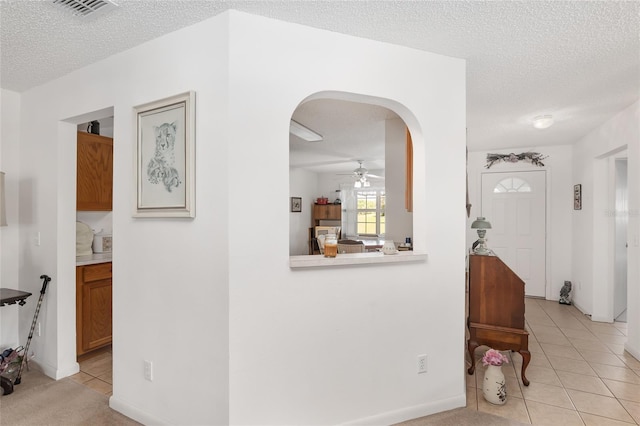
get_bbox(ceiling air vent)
[52,0,118,18]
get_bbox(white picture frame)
[134,91,195,218]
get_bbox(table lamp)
[471,216,491,254]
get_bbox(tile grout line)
[535,298,638,425]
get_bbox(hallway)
[465,299,639,424]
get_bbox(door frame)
[592,146,628,322]
[480,169,550,299]
[614,158,628,321]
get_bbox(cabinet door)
[77,132,113,211]
[313,204,341,220]
[77,263,113,355]
[327,204,341,219]
[81,277,112,353]
[313,204,328,220]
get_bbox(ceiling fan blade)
[334,161,385,179]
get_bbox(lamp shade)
[471,216,491,229]
[0,171,6,226]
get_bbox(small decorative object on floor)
[559,280,572,305]
[482,349,509,405]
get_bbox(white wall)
[467,145,573,300]
[385,117,413,243]
[17,13,231,425]
[628,103,640,358]
[289,168,317,255]
[76,211,112,236]
[227,12,465,425]
[9,10,466,425]
[572,101,639,358]
[1,89,22,350]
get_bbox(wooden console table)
[466,252,531,386]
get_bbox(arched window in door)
[493,177,532,193]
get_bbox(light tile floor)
[69,345,112,396]
[466,298,640,425]
[66,300,640,425]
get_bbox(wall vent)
[52,0,118,18]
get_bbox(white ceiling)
[2,0,638,174]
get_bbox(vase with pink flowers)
[482,349,509,405]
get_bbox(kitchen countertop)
[289,250,427,268]
[76,253,112,266]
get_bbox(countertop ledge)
[76,253,112,266]
[289,251,427,268]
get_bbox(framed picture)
[574,184,582,210]
[134,91,195,218]
[291,197,302,212]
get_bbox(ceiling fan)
[337,160,384,187]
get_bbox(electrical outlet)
[144,360,153,381]
[417,354,427,374]
[37,322,41,337]
[35,232,41,247]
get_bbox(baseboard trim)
[590,315,613,323]
[109,393,467,425]
[338,394,466,426]
[624,342,640,361]
[32,360,79,380]
[54,361,80,379]
[110,396,171,426]
[572,301,591,319]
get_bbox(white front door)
[481,170,546,298]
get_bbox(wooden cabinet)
[309,204,342,254]
[312,204,341,223]
[466,253,531,386]
[76,262,112,355]
[77,131,113,211]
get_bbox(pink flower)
[482,349,509,366]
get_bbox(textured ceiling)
[1,0,639,169]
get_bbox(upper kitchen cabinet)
[77,131,113,211]
[312,204,341,224]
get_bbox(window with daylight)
[356,190,386,236]
[494,177,531,193]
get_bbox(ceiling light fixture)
[532,115,554,129]
[290,120,323,142]
[354,176,370,188]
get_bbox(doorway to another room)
[74,116,114,395]
[614,158,628,322]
